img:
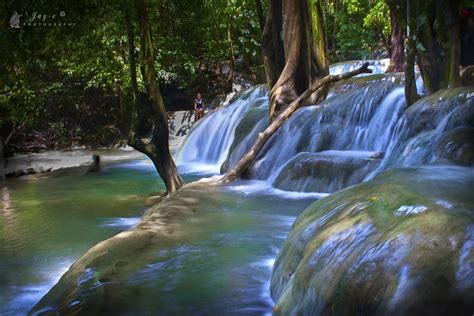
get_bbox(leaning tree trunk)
[126,0,184,195]
[385,0,405,73]
[267,0,329,121]
[220,63,371,183]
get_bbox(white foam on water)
[224,179,329,200]
[177,162,221,175]
[101,217,141,229]
[388,265,415,310]
[395,205,428,216]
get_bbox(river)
[0,156,322,315]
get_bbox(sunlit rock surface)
[271,165,474,315]
[29,179,316,315]
[29,181,212,315]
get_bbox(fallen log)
[219,62,371,183]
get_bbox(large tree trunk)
[267,0,329,121]
[220,63,371,183]
[385,0,405,73]
[126,0,184,195]
[261,0,285,89]
[311,0,329,70]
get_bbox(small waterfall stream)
[329,59,389,75]
[177,86,268,174]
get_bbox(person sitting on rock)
[194,93,204,121]
[86,154,102,174]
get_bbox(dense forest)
[4,0,466,156]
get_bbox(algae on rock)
[271,165,474,315]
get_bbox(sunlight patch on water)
[114,159,154,172]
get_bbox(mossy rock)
[29,181,228,315]
[221,98,269,173]
[435,127,474,165]
[271,165,474,315]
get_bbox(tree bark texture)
[261,0,285,89]
[388,0,461,104]
[266,0,329,121]
[404,0,420,106]
[413,0,461,92]
[126,0,184,195]
[385,0,405,73]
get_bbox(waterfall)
[177,86,268,174]
[329,59,389,76]
[178,65,474,193]
[251,78,406,190]
[367,88,474,177]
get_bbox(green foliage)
[322,0,390,61]
[0,81,39,128]
[0,0,265,145]
[48,122,68,145]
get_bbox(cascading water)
[177,86,268,174]
[329,59,389,75]
[178,62,473,194]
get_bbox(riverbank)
[1,147,145,178]
[1,110,195,179]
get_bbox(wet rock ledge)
[271,165,474,315]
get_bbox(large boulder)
[271,165,474,315]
